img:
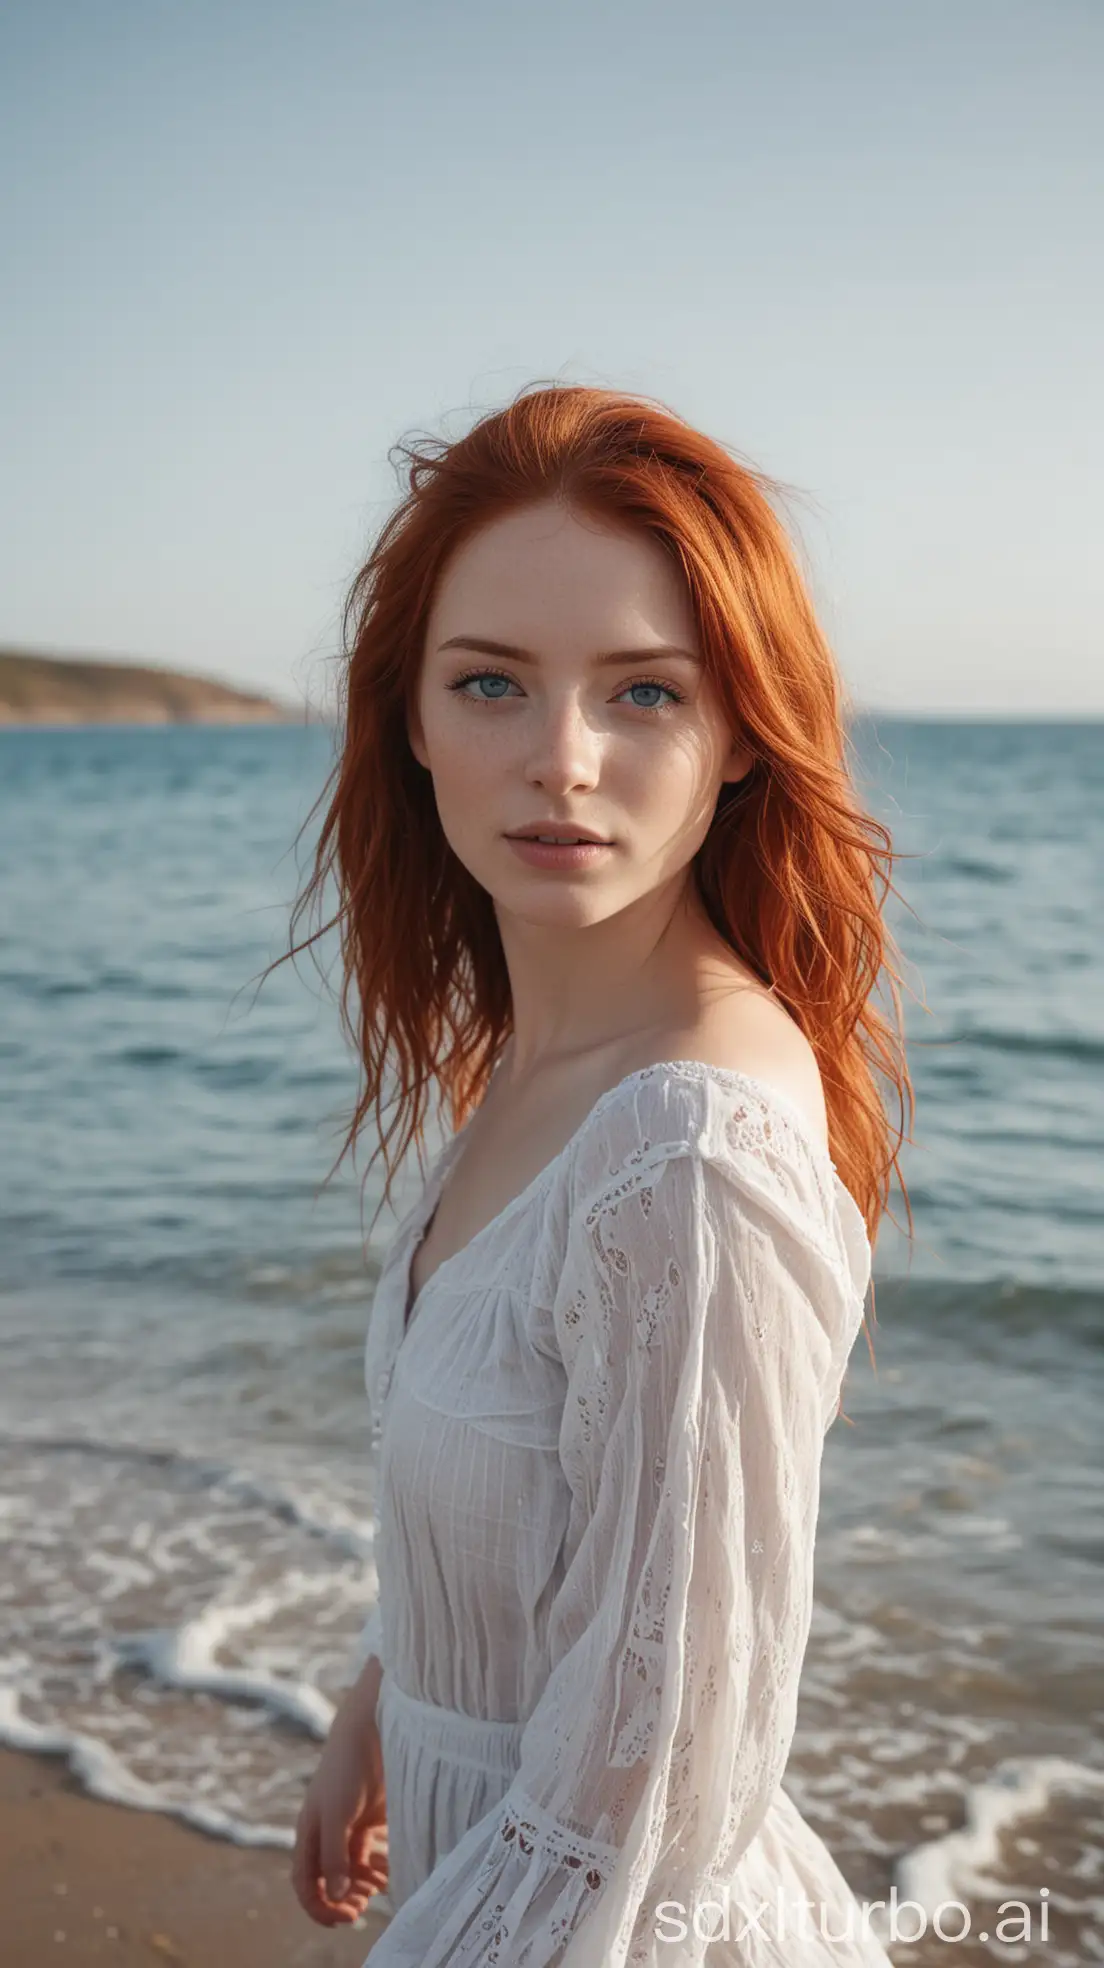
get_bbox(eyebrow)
[435,634,702,668]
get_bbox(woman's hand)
[292,1664,389,1928]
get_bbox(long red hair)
[276,383,914,1292]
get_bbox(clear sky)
[1,1,1099,716]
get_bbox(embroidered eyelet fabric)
[355,1062,890,1966]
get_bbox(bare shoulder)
[655,985,830,1156]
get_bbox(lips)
[507,828,610,844]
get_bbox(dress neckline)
[400,1056,866,1342]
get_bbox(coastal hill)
[0,648,302,726]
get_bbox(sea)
[0,719,1100,1966]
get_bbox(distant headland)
[0,648,306,726]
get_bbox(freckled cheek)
[614,745,702,828]
[423,719,500,795]
[423,731,513,858]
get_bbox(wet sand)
[0,1748,391,1967]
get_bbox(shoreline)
[1,1746,391,1966]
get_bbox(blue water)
[1,721,1101,1961]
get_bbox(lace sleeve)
[367,1133,856,1966]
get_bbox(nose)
[523,695,602,794]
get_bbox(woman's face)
[408,497,753,930]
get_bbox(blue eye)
[448,673,515,704]
[621,682,672,711]
[448,668,686,714]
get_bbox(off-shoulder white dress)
[356,1061,891,1966]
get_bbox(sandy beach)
[0,1748,391,1967]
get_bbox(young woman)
[288,384,912,1965]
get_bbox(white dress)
[357,1060,892,1966]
